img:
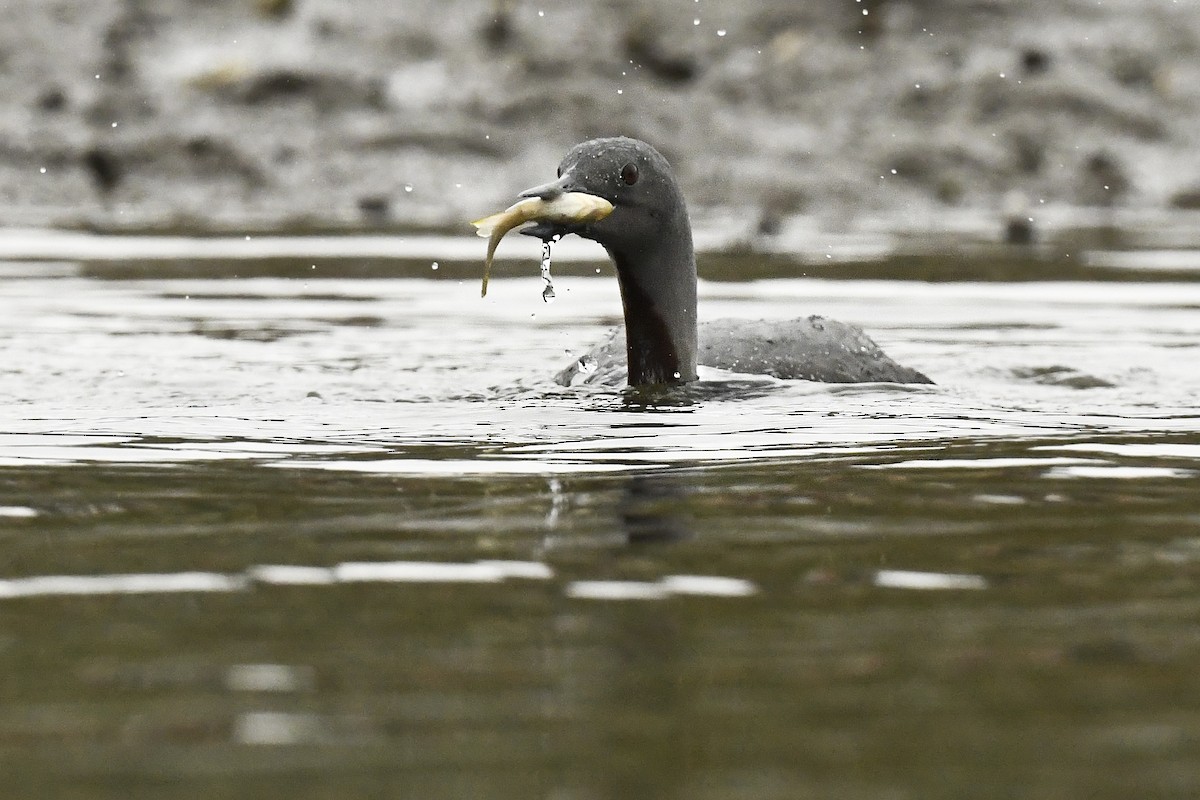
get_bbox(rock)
[1168,187,1200,210]
[356,194,391,223]
[2,0,1199,233]
[622,14,699,85]
[83,147,121,193]
[1079,151,1130,207]
[37,86,68,112]
[1020,48,1052,76]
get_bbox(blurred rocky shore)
[3,0,1200,237]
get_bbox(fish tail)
[471,212,505,238]
[480,236,500,297]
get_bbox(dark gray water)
[2,235,1199,798]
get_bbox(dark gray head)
[519,137,699,386]
[520,137,691,256]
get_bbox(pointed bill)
[471,192,613,297]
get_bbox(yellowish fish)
[471,192,614,297]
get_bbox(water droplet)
[538,9,544,16]
[39,167,46,174]
[693,18,700,25]
[431,261,439,270]
[672,371,681,379]
[617,89,623,95]
[540,240,556,303]
[404,184,413,193]
[244,235,251,241]
[110,122,118,128]
[717,29,726,36]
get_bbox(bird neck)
[609,221,698,386]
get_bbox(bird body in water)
[478,137,932,388]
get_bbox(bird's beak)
[513,171,612,241]
[518,172,574,201]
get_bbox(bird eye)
[621,163,639,186]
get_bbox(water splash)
[540,238,557,303]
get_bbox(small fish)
[471,192,613,297]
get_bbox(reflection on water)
[619,475,694,544]
[1,247,1199,798]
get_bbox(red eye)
[621,163,639,185]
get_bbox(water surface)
[1,239,1199,798]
